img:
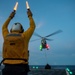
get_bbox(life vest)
[2,33,27,64]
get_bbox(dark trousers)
[2,64,30,75]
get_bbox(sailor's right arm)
[2,17,11,38]
[2,11,15,38]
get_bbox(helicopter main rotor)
[45,30,62,37]
[33,30,62,41]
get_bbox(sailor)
[2,6,35,75]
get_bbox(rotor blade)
[45,38,53,41]
[34,32,42,38]
[30,39,40,42]
[45,30,62,37]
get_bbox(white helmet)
[10,22,24,33]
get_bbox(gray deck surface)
[28,69,67,75]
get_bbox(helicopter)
[32,30,62,51]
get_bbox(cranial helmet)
[10,22,24,33]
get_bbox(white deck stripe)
[65,70,70,75]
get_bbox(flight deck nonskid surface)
[28,69,75,75]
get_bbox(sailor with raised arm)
[2,1,36,75]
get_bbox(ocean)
[0,65,75,75]
[29,65,75,70]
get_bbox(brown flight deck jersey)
[2,16,36,64]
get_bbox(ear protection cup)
[22,29,24,32]
[10,29,12,32]
[20,25,24,33]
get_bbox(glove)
[27,9,33,17]
[9,11,16,19]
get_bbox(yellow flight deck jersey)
[2,16,36,64]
